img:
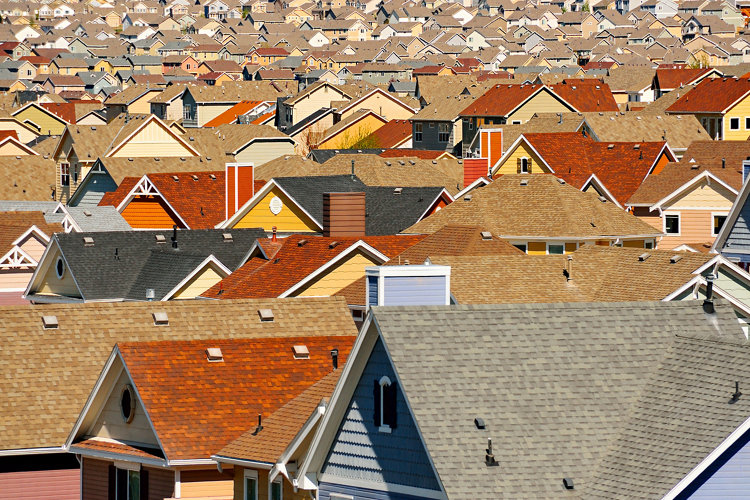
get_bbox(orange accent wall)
[650,151,671,176]
[121,195,184,229]
[426,196,449,217]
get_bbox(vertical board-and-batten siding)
[381,276,447,306]
[320,338,441,494]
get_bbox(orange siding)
[657,209,718,249]
[82,458,109,500]
[121,196,184,229]
[650,151,670,175]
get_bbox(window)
[548,244,564,254]
[60,162,70,186]
[115,468,140,500]
[414,122,422,142]
[714,214,727,235]
[731,117,740,130]
[665,214,680,234]
[271,480,282,500]
[518,157,530,174]
[373,376,397,433]
[513,243,527,253]
[244,470,258,500]
[55,256,65,278]
[438,122,449,142]
[746,117,750,130]
[645,241,654,249]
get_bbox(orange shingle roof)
[548,80,619,112]
[117,335,355,460]
[205,100,265,127]
[202,233,427,299]
[368,119,411,148]
[667,77,750,113]
[655,67,715,90]
[459,84,544,117]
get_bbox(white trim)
[211,456,273,469]
[453,177,490,200]
[416,189,453,223]
[649,171,738,212]
[0,246,37,269]
[0,446,65,456]
[663,211,681,236]
[365,265,451,307]
[115,175,191,229]
[105,115,200,158]
[278,241,390,298]
[580,173,623,208]
[317,473,447,499]
[489,133,554,176]
[70,443,167,468]
[712,211,729,237]
[0,135,39,155]
[161,254,231,300]
[12,224,51,246]
[243,468,259,500]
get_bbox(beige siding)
[88,368,160,446]
[293,86,348,124]
[668,180,736,209]
[0,120,40,143]
[0,269,34,290]
[198,104,234,127]
[171,265,224,299]
[507,90,572,124]
[658,209,719,249]
[296,251,379,296]
[111,120,196,158]
[129,90,162,115]
[0,141,32,156]
[35,247,82,298]
[235,141,295,166]
[19,234,48,261]
[339,93,414,121]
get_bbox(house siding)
[319,482,433,500]
[69,173,119,208]
[110,120,196,158]
[234,140,295,166]
[0,268,34,291]
[723,201,750,255]
[171,265,224,299]
[120,196,185,229]
[493,141,548,175]
[14,107,66,135]
[723,97,750,141]
[231,186,318,232]
[0,467,78,500]
[381,275,447,305]
[180,469,234,497]
[296,251,379,297]
[320,337,441,492]
[507,90,573,123]
[82,458,110,500]
[411,119,457,152]
[36,247,81,298]
[367,275,378,306]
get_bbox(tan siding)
[128,91,162,115]
[339,93,413,121]
[198,104,234,127]
[14,107,66,135]
[19,235,48,261]
[112,121,196,158]
[506,90,572,124]
[0,269,34,290]
[180,469,233,498]
[171,265,224,299]
[234,141,295,166]
[82,458,110,500]
[0,141,32,156]
[36,247,81,297]
[668,180,736,209]
[659,209,721,249]
[88,369,160,446]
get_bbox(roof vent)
[480,231,492,240]
[206,347,224,362]
[258,308,274,322]
[691,164,699,169]
[607,144,614,149]
[222,232,233,243]
[293,344,310,359]
[42,315,58,329]
[520,179,529,186]
[633,144,640,150]
[128,157,134,161]
[474,417,486,429]
[394,187,403,195]
[189,136,195,141]
[638,253,650,262]
[83,236,94,246]
[191,174,199,181]
[670,255,682,264]
[464,194,472,201]
[563,478,574,490]
[409,160,415,165]
[83,210,92,217]
[209,174,216,180]
[298,239,308,247]
[154,157,160,162]
[152,311,169,326]
[155,234,166,243]
[329,241,340,249]
[557,177,565,184]
[172,175,179,181]
[598,196,607,203]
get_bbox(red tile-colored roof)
[379,149,451,159]
[250,47,290,56]
[655,67,715,90]
[520,132,669,204]
[459,83,544,117]
[667,77,750,113]
[71,438,163,461]
[204,100,265,127]
[368,119,411,148]
[413,65,453,75]
[19,55,51,65]
[116,335,355,460]
[0,130,18,141]
[40,102,76,123]
[548,80,619,112]
[203,233,427,299]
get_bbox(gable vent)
[258,308,274,322]
[206,347,224,362]
[155,234,166,243]
[292,344,310,359]
[83,236,94,246]
[152,311,169,325]
[42,315,58,329]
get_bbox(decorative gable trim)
[116,174,191,229]
[649,170,738,212]
[0,246,37,269]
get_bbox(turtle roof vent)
[206,347,224,362]
[293,344,310,359]
[258,308,274,322]
[152,311,169,325]
[42,315,58,329]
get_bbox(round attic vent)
[55,257,65,279]
[121,385,135,424]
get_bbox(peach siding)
[121,196,184,229]
[658,209,721,249]
[0,269,34,290]
[82,458,109,500]
[180,469,234,498]
[0,468,78,500]
[19,236,48,261]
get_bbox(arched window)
[373,375,397,432]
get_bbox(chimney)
[225,163,255,219]
[271,226,277,242]
[480,128,503,169]
[366,264,451,307]
[323,192,365,237]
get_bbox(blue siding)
[382,276,446,306]
[320,338,440,492]
[319,482,429,500]
[723,203,750,258]
[678,428,750,499]
[367,276,378,307]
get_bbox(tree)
[337,125,380,150]
[582,2,590,11]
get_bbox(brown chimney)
[323,192,365,237]
[225,163,255,219]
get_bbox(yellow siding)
[724,96,750,140]
[232,186,318,232]
[198,104,234,127]
[507,89,572,124]
[668,180,735,209]
[14,107,66,135]
[296,251,379,296]
[36,247,81,297]
[318,115,386,149]
[234,141,295,166]
[112,120,197,157]
[171,265,224,299]
[527,241,546,255]
[339,94,413,121]
[88,369,159,445]
[493,141,549,175]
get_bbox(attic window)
[258,308,274,322]
[120,385,135,424]
[155,234,166,243]
[152,311,169,326]
[292,344,310,359]
[206,347,224,362]
[83,236,94,247]
[223,233,233,243]
[42,315,58,329]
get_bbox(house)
[411,94,477,155]
[24,228,266,303]
[652,66,722,98]
[297,299,750,498]
[11,102,70,135]
[364,119,412,149]
[218,174,452,235]
[182,82,289,128]
[405,174,662,251]
[0,297,356,500]
[666,76,750,140]
[277,82,353,132]
[148,84,189,121]
[317,110,388,149]
[103,84,163,121]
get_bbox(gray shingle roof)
[273,175,445,236]
[370,300,748,499]
[46,228,266,301]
